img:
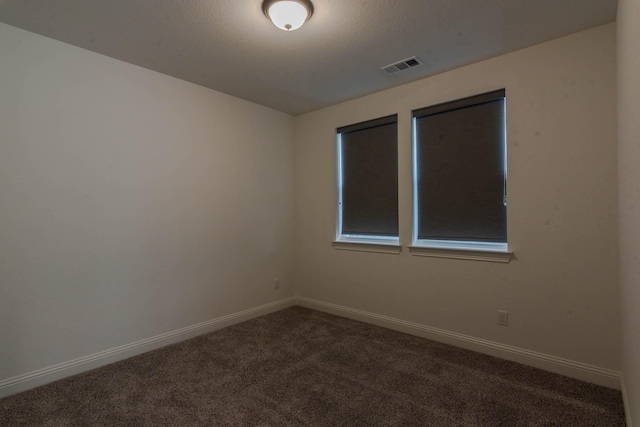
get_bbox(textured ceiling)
[0,0,617,115]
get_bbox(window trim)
[333,239,402,254]
[408,245,512,263]
[336,114,399,246]
[411,90,509,254]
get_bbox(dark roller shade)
[413,90,506,243]
[339,115,398,237]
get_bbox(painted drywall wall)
[0,23,294,382]
[618,0,640,423]
[294,24,619,373]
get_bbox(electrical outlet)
[497,310,508,326]
[274,278,281,290]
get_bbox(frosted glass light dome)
[263,0,313,31]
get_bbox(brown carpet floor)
[0,306,626,426]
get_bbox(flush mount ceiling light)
[262,0,314,31]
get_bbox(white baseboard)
[0,297,296,399]
[1,296,622,400]
[621,375,634,427]
[295,296,621,390]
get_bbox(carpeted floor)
[0,306,626,426]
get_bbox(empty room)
[1,0,638,425]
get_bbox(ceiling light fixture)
[262,0,313,31]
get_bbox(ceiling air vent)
[381,56,422,74]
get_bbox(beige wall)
[618,0,640,423]
[0,23,294,382]
[0,18,625,402]
[294,24,619,372]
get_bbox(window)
[412,89,507,253]
[336,115,399,246]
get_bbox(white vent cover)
[381,56,422,74]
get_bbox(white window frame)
[335,119,400,251]
[410,92,511,261]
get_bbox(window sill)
[409,245,513,263]
[332,240,402,254]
